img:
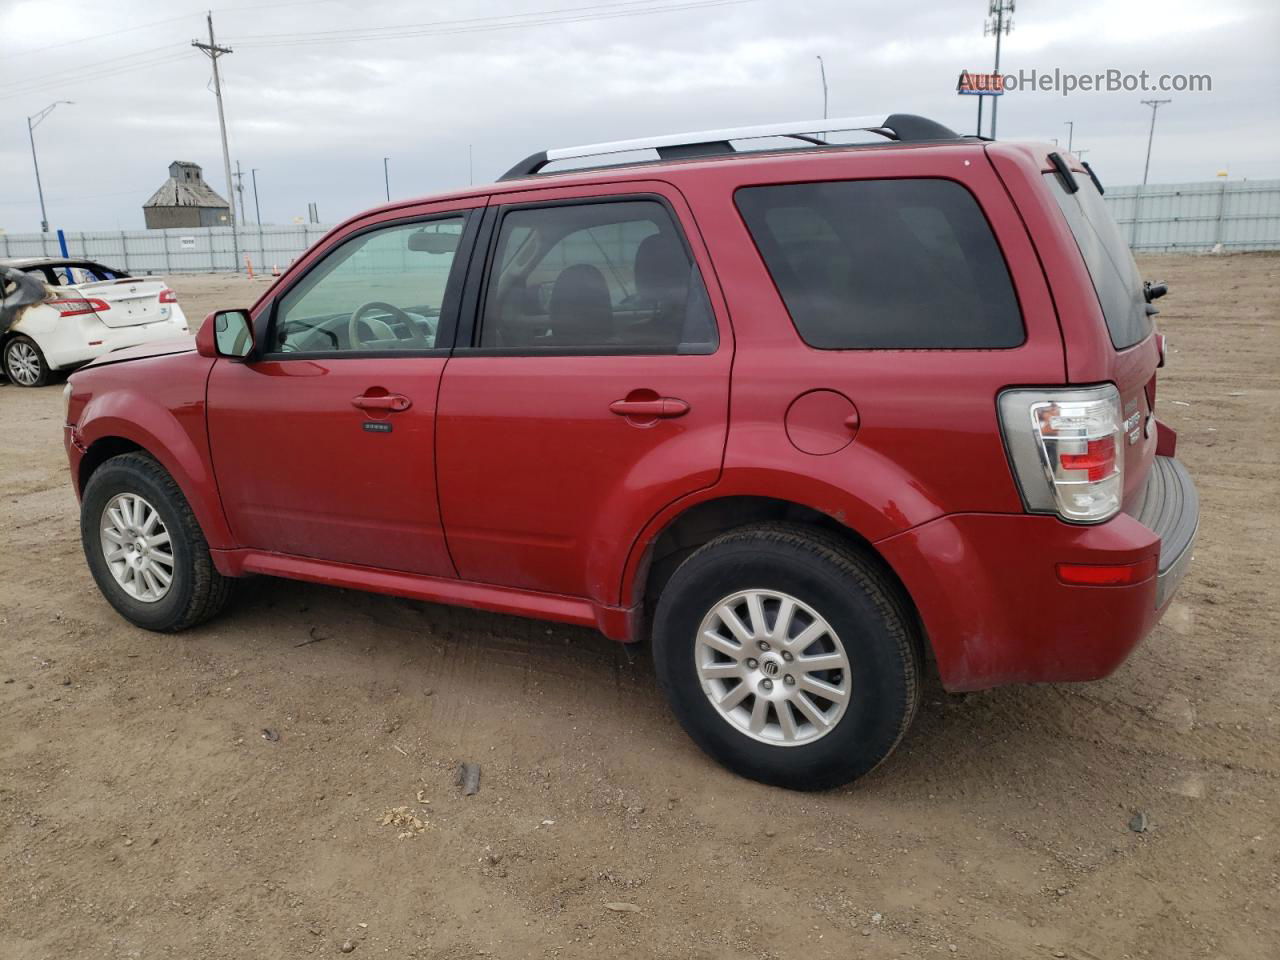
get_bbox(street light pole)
[26,100,72,233]
[383,156,391,202]
[251,168,262,225]
[816,55,828,138]
[1065,120,1074,153]
[1141,99,1171,186]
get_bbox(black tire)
[80,453,234,632]
[4,335,50,387]
[652,523,921,791]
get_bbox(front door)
[435,184,732,602]
[206,207,481,576]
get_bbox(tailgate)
[75,277,170,328]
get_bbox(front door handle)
[352,393,412,412]
[609,397,690,419]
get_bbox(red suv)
[63,114,1198,789]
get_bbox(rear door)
[206,204,482,575]
[435,181,731,603]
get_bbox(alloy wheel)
[100,493,175,603]
[695,589,851,746]
[5,341,41,386]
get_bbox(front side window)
[272,217,465,353]
[478,199,716,354]
[735,178,1024,349]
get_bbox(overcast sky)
[1,0,1277,231]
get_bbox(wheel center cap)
[760,657,781,678]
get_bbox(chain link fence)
[3,178,1277,274]
[0,224,332,275]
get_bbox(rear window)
[734,178,1024,349]
[1044,172,1151,350]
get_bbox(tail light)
[158,288,177,304]
[998,384,1124,523]
[49,297,110,318]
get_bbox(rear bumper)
[1129,455,1199,608]
[878,456,1199,692]
[47,311,190,370]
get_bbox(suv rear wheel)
[652,523,920,790]
[80,453,234,632]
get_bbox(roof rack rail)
[500,113,960,180]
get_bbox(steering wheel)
[348,301,417,349]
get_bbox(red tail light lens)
[158,288,177,304]
[1060,435,1117,483]
[1057,556,1158,586]
[999,385,1124,523]
[49,298,110,317]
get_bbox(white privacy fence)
[2,178,1278,273]
[1102,179,1280,253]
[0,224,334,275]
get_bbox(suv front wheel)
[652,523,921,790]
[80,453,234,632]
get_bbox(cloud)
[0,0,1276,231]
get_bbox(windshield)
[1045,171,1151,350]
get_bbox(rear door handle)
[609,397,690,419]
[352,393,412,412]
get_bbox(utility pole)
[193,12,238,272]
[468,145,473,186]
[251,168,262,225]
[1141,99,1171,185]
[233,160,247,225]
[27,101,72,233]
[1065,120,1074,152]
[383,157,391,202]
[816,55,828,138]
[983,0,1014,139]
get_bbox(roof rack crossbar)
[499,113,959,180]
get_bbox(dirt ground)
[1,255,1276,960]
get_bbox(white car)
[0,258,189,388]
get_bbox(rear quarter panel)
[655,145,1067,542]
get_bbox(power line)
[0,51,193,102]
[0,43,187,93]
[1,13,196,61]
[226,0,759,48]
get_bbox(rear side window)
[735,178,1024,349]
[1044,172,1151,350]
[478,199,717,354]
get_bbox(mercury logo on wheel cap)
[761,659,781,678]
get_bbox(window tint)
[1044,172,1151,350]
[479,199,716,353]
[272,217,464,353]
[735,179,1024,349]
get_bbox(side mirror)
[196,309,254,359]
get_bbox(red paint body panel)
[878,512,1163,691]
[435,179,733,604]
[65,346,234,549]
[206,357,454,576]
[63,137,1195,694]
